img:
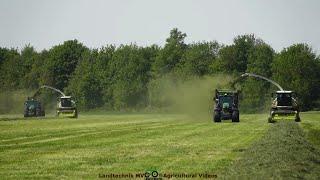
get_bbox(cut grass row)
[222,121,320,179]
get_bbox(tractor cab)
[272,91,298,108]
[57,96,78,118]
[277,92,292,106]
[60,96,73,108]
[219,94,235,111]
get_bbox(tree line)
[0,28,319,111]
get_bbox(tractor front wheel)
[213,111,221,123]
[24,108,28,118]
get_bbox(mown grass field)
[0,112,319,179]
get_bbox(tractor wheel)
[232,111,239,123]
[41,110,45,117]
[24,108,28,118]
[74,109,78,118]
[268,117,273,123]
[213,111,221,122]
[35,108,41,116]
[295,115,301,122]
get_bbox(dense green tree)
[20,45,42,89]
[0,48,10,67]
[107,45,156,110]
[28,50,49,89]
[152,28,186,76]
[40,40,89,90]
[0,48,12,88]
[241,43,275,112]
[233,34,257,72]
[176,41,220,77]
[213,34,256,73]
[272,44,320,110]
[0,48,22,89]
[20,45,37,72]
[212,45,237,73]
[66,51,104,109]
[94,46,116,108]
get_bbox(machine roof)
[61,96,72,98]
[276,91,293,93]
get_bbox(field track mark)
[0,122,182,147]
[0,131,106,147]
[0,129,94,143]
[0,117,176,143]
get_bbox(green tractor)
[56,96,78,118]
[24,98,45,117]
[268,91,300,123]
[213,89,240,123]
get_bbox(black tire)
[295,115,301,122]
[268,117,274,123]
[74,109,78,118]
[232,111,239,123]
[213,111,221,122]
[41,110,45,117]
[24,107,28,117]
[35,107,41,116]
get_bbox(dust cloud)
[148,74,233,119]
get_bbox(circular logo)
[145,170,158,178]
[151,171,158,177]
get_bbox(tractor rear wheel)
[36,108,41,116]
[232,111,239,123]
[213,111,221,122]
[41,110,45,117]
[295,115,301,122]
[74,109,78,118]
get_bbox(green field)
[0,112,320,179]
